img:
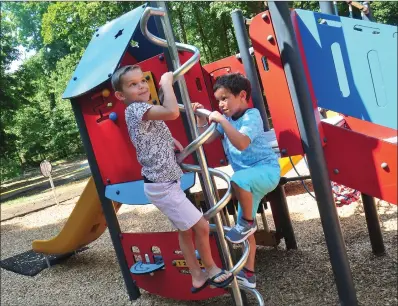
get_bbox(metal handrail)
[180,164,232,220]
[140,7,200,81]
[176,105,217,164]
[209,225,250,276]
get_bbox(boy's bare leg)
[232,182,253,220]
[192,217,232,282]
[178,229,207,288]
[245,234,256,271]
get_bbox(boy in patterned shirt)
[111,65,233,293]
[193,73,281,289]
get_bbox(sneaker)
[225,218,257,244]
[236,269,256,289]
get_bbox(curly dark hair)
[213,73,251,101]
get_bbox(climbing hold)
[102,89,110,97]
[109,112,118,121]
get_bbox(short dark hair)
[111,65,142,92]
[213,73,251,101]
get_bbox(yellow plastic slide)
[278,155,303,177]
[32,177,121,255]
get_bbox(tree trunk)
[193,6,213,61]
[221,14,231,56]
[177,7,188,44]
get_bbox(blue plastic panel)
[63,4,159,99]
[295,9,397,130]
[105,172,196,205]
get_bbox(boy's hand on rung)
[191,102,204,112]
[209,111,224,124]
[159,72,174,88]
[192,102,207,125]
[173,137,184,152]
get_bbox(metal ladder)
[140,4,264,306]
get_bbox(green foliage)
[371,1,398,25]
[1,1,397,182]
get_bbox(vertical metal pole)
[267,184,297,249]
[232,7,297,251]
[319,1,335,15]
[155,2,243,305]
[48,174,59,205]
[361,194,385,255]
[268,2,358,305]
[231,9,270,131]
[71,100,140,301]
[348,3,353,18]
[361,2,374,21]
[333,1,339,15]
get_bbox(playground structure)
[31,1,397,306]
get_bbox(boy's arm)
[209,111,251,151]
[143,72,180,121]
[198,124,222,144]
[193,102,221,144]
[172,137,184,152]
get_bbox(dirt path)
[0,157,90,202]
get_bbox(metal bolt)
[281,149,287,154]
[381,162,388,169]
[210,73,214,77]
[108,73,112,77]
[262,13,268,20]
[116,190,120,195]
[159,54,164,61]
[334,169,339,174]
[106,179,111,184]
[145,75,150,80]
[267,35,274,42]
[220,159,225,165]
[323,137,327,143]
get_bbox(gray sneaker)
[236,269,256,289]
[225,218,257,244]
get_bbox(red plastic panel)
[322,122,397,204]
[343,116,397,141]
[202,55,254,110]
[120,231,226,301]
[250,12,304,156]
[119,51,138,67]
[79,52,228,185]
[77,84,140,185]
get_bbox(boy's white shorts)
[144,179,203,231]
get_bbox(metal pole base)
[268,184,297,249]
[361,194,385,256]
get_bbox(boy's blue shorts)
[231,164,280,220]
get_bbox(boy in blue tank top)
[193,73,280,288]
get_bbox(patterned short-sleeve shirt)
[216,108,280,172]
[125,102,183,183]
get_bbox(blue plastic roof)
[63,4,161,99]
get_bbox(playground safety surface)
[1,177,396,306]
